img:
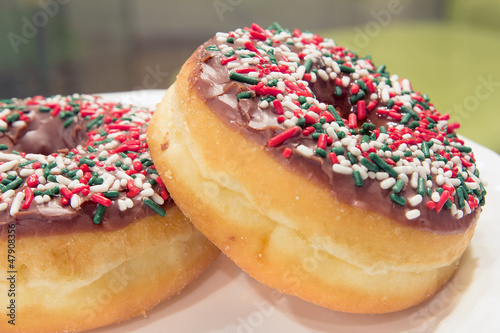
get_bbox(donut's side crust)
[146,57,475,313]
[0,205,219,332]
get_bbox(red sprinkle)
[27,174,39,187]
[91,193,111,207]
[282,147,293,158]
[22,187,34,210]
[268,126,302,147]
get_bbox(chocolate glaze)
[188,39,479,235]
[0,97,162,239]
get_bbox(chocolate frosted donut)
[0,94,219,332]
[148,23,486,313]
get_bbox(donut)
[148,23,486,314]
[0,94,219,332]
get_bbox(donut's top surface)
[188,23,486,234]
[0,94,170,237]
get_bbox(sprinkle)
[352,170,363,186]
[93,204,107,224]
[268,126,302,147]
[229,72,260,85]
[143,198,166,217]
[405,209,421,220]
[391,193,406,206]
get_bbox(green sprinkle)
[6,113,20,123]
[368,152,398,178]
[237,92,253,100]
[304,59,313,73]
[148,179,157,186]
[390,155,401,163]
[334,86,342,97]
[226,37,234,44]
[379,126,387,134]
[455,145,472,153]
[205,44,220,51]
[267,49,277,64]
[331,147,345,155]
[392,179,405,193]
[352,170,363,187]
[268,22,283,33]
[362,122,376,132]
[417,177,426,196]
[63,117,74,128]
[296,117,306,128]
[229,72,259,85]
[224,49,235,57]
[79,157,96,167]
[147,168,158,175]
[143,198,166,217]
[93,204,107,224]
[339,65,355,74]
[18,160,36,167]
[336,130,346,139]
[400,112,412,125]
[2,178,24,193]
[360,157,379,172]
[422,142,430,158]
[376,64,386,73]
[326,105,342,122]
[267,78,279,87]
[390,193,406,206]
[103,191,119,198]
[315,148,327,158]
[346,152,357,165]
[86,115,104,130]
[94,138,113,146]
[408,121,420,129]
[86,145,97,153]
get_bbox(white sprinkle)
[0,202,8,212]
[436,174,445,186]
[0,160,19,173]
[71,194,81,209]
[118,199,127,211]
[406,209,421,220]
[296,145,314,158]
[116,171,132,180]
[134,177,143,189]
[332,164,353,175]
[465,182,479,190]
[380,178,396,189]
[376,172,390,180]
[90,184,109,193]
[43,195,51,203]
[25,154,48,164]
[125,198,134,208]
[10,192,25,216]
[341,76,350,87]
[408,194,423,207]
[140,188,154,197]
[20,169,34,177]
[151,193,165,205]
[431,191,441,202]
[111,180,121,191]
[56,175,72,186]
[2,189,15,200]
[35,196,44,205]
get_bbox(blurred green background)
[1,0,499,153]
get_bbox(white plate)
[93,90,500,333]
